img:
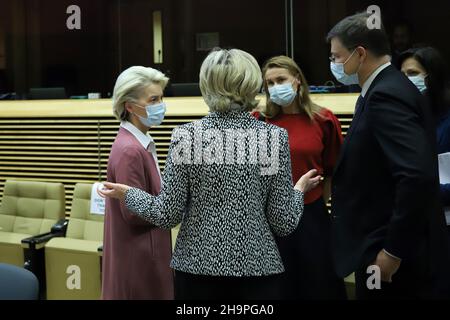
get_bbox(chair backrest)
[29,87,66,100]
[167,83,201,97]
[0,180,65,235]
[66,183,104,241]
[0,263,39,300]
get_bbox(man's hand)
[372,249,401,283]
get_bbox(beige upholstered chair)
[344,273,356,300]
[45,183,104,300]
[171,225,180,252]
[0,180,65,267]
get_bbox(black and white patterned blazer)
[124,110,304,277]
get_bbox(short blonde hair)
[112,66,169,120]
[199,48,262,112]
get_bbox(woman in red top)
[257,56,346,299]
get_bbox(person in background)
[399,47,450,296]
[98,48,321,300]
[327,12,450,299]
[390,21,413,66]
[102,66,174,300]
[399,47,450,159]
[254,55,347,300]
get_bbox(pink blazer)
[102,128,174,300]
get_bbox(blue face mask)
[330,50,360,86]
[268,82,297,107]
[408,75,427,93]
[134,101,166,127]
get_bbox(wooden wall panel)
[0,94,357,214]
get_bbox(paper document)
[90,182,106,215]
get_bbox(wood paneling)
[0,94,357,214]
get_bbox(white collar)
[361,62,391,97]
[120,121,154,149]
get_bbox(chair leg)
[23,248,47,300]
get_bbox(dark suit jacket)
[331,66,449,287]
[102,127,174,300]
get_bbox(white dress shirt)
[120,121,161,179]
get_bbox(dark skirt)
[276,197,347,300]
[174,271,283,300]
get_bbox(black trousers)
[174,271,283,300]
[276,198,347,300]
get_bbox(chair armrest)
[21,219,69,250]
[20,219,68,295]
[21,232,56,250]
[21,231,59,282]
[51,218,69,236]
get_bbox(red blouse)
[254,108,343,204]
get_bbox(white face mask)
[133,102,166,127]
[408,75,427,93]
[330,49,361,86]
[268,81,297,107]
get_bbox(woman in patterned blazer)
[99,48,321,300]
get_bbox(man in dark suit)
[327,12,450,299]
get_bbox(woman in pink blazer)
[101,66,174,300]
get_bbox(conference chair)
[0,263,39,300]
[0,180,65,268]
[44,183,104,300]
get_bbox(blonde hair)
[199,48,262,112]
[261,56,322,120]
[112,66,169,121]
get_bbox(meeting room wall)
[0,0,449,97]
